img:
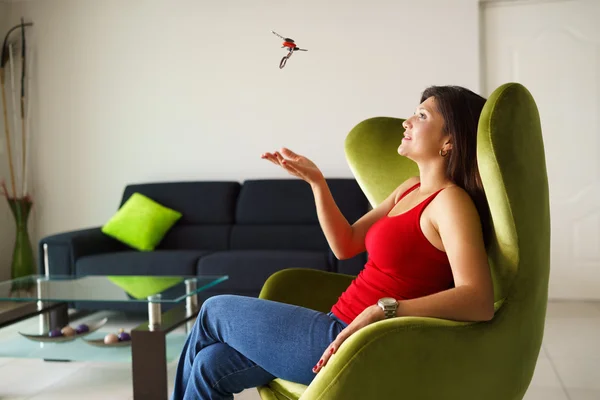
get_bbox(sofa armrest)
[38,227,128,276]
[259,268,355,313]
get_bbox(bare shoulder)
[437,185,475,207]
[392,176,421,204]
[432,185,482,230]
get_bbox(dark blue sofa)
[38,179,370,312]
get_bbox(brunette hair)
[421,86,491,246]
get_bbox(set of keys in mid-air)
[272,31,307,69]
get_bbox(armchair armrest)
[38,227,128,276]
[259,268,355,313]
[301,316,514,400]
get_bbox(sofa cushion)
[120,181,240,225]
[231,179,369,251]
[327,179,371,224]
[156,225,231,250]
[235,179,368,225]
[196,250,330,293]
[76,250,212,276]
[230,225,326,251]
[235,180,320,224]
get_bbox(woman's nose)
[402,119,410,130]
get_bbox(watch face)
[379,297,397,307]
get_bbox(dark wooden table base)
[132,303,199,400]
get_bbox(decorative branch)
[20,18,27,198]
[0,46,17,199]
[9,44,21,197]
[0,179,8,198]
[0,20,33,200]
[24,48,33,197]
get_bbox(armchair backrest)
[476,82,550,318]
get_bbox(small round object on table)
[48,329,62,338]
[61,326,76,337]
[104,333,119,344]
[75,324,89,334]
[118,331,131,342]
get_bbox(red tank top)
[331,183,454,324]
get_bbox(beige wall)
[4,0,481,247]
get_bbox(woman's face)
[398,96,451,160]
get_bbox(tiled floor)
[0,300,599,399]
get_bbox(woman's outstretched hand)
[261,148,325,187]
[312,305,386,374]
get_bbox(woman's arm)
[311,176,420,260]
[265,147,420,260]
[394,187,495,322]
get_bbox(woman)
[171,85,495,400]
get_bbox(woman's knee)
[198,294,244,326]
[200,294,238,315]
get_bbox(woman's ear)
[444,140,453,152]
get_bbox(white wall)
[4,0,481,246]
[483,0,600,300]
[0,2,14,282]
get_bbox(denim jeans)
[171,294,349,400]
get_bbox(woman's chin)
[397,148,414,161]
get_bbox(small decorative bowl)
[82,337,132,347]
[83,330,133,348]
[18,318,108,343]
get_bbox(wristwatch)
[377,297,398,319]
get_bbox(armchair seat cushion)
[196,250,330,294]
[76,250,212,276]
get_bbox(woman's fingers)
[262,151,308,181]
[280,147,300,161]
[312,327,356,374]
[261,152,283,166]
[313,344,337,374]
[274,151,287,164]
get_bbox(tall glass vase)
[7,197,35,292]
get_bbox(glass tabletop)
[0,274,228,304]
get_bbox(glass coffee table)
[0,274,228,400]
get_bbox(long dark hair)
[420,86,491,246]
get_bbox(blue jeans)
[171,294,348,400]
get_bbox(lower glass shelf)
[0,310,189,363]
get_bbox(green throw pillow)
[101,192,182,251]
[107,276,184,299]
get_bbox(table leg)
[184,279,197,315]
[36,278,68,333]
[131,294,168,400]
[37,278,49,333]
[185,279,198,334]
[132,328,167,400]
[131,302,200,400]
[148,294,162,330]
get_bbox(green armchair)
[256,83,550,400]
